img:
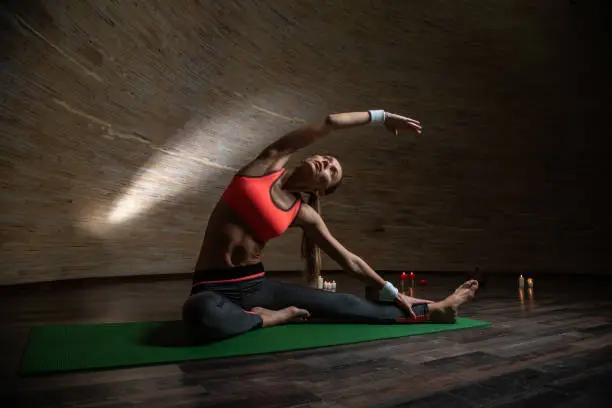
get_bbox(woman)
[183,110,479,342]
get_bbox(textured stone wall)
[1,0,609,284]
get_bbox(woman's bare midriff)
[194,200,266,270]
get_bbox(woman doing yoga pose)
[183,110,479,342]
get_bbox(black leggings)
[182,263,430,342]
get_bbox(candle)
[527,278,534,289]
[409,272,415,288]
[400,272,407,293]
[519,275,525,289]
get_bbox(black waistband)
[192,263,265,284]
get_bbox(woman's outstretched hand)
[395,293,433,319]
[384,113,422,136]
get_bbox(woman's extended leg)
[242,279,478,324]
[241,279,421,323]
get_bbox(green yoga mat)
[20,318,490,375]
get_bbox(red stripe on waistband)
[192,272,265,287]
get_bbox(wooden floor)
[0,272,611,407]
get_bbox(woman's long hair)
[301,192,322,285]
[300,181,341,285]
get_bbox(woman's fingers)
[398,297,417,319]
[408,121,422,130]
[385,115,422,136]
[412,298,434,304]
[407,304,416,319]
[402,116,421,125]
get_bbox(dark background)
[1,0,610,285]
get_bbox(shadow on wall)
[78,108,240,238]
[77,90,308,235]
[73,94,313,278]
[1,1,322,284]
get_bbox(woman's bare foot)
[251,306,310,327]
[428,280,479,323]
[447,280,479,305]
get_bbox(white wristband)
[368,110,386,124]
[379,281,399,302]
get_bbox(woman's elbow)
[321,115,337,132]
[345,254,363,273]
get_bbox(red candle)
[400,272,408,281]
[409,272,415,280]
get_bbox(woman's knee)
[331,293,369,312]
[182,291,226,325]
[323,292,400,321]
[181,291,261,341]
[302,292,366,316]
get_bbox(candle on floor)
[519,275,525,289]
[400,272,407,293]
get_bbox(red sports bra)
[221,169,302,243]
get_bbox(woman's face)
[296,155,343,194]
